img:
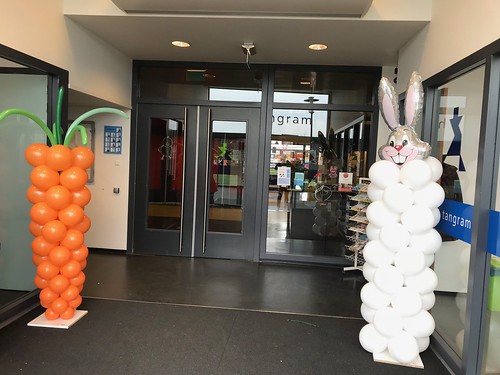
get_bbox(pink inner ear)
[382,95,397,129]
[406,86,416,125]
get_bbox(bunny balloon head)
[378,71,431,167]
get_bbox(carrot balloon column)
[0,87,127,320]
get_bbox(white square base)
[373,350,424,369]
[27,310,88,329]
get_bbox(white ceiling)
[65,0,430,67]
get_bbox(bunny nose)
[394,145,403,152]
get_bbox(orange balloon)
[61,229,84,251]
[72,187,91,207]
[60,166,87,191]
[72,146,94,170]
[37,261,59,280]
[77,284,84,293]
[25,143,49,167]
[42,220,68,243]
[68,295,83,309]
[46,145,74,172]
[51,297,69,314]
[45,185,72,210]
[60,259,82,279]
[30,165,60,191]
[30,202,58,225]
[79,259,87,271]
[72,245,89,262]
[34,275,49,289]
[49,275,70,294]
[26,185,46,204]
[71,214,91,233]
[70,272,86,287]
[29,221,44,237]
[39,287,59,307]
[60,306,76,320]
[32,236,57,257]
[58,204,84,227]
[60,285,80,302]
[44,307,59,320]
[32,254,48,267]
[48,246,72,267]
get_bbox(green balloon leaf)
[64,108,128,146]
[0,108,57,145]
[73,124,88,146]
[0,85,128,148]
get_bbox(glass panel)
[208,120,246,233]
[482,136,500,373]
[0,73,47,297]
[266,109,369,257]
[274,70,376,105]
[139,66,263,101]
[432,65,485,358]
[147,116,184,230]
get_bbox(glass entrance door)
[134,104,259,260]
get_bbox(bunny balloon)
[378,71,431,167]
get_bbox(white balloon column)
[358,72,445,365]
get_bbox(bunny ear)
[405,71,424,128]
[378,77,399,130]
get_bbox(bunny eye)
[402,135,409,146]
[389,136,396,147]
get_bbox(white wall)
[0,0,132,108]
[397,0,500,89]
[69,107,131,250]
[87,110,131,250]
[0,2,133,250]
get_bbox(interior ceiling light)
[172,41,190,48]
[308,43,327,51]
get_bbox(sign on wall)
[104,125,122,154]
[437,199,500,256]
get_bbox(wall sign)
[277,166,291,186]
[104,125,122,154]
[437,199,500,256]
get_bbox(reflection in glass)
[147,117,184,230]
[266,109,368,257]
[482,160,500,373]
[432,65,485,358]
[0,73,47,305]
[273,70,376,105]
[208,120,246,234]
[138,66,263,101]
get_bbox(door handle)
[202,108,212,253]
[179,107,188,253]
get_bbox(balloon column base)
[27,310,88,329]
[373,350,424,369]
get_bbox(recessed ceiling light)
[172,41,190,48]
[308,44,327,51]
[300,80,311,85]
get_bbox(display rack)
[344,182,370,272]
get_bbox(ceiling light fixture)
[172,41,190,48]
[308,43,327,51]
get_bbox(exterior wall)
[69,107,131,250]
[0,1,132,250]
[0,0,132,108]
[397,0,500,89]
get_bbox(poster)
[104,125,122,154]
